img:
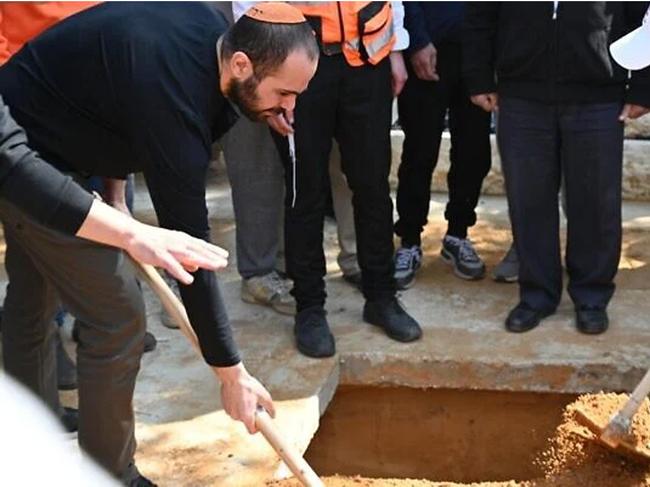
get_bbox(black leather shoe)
[576,308,609,335]
[505,304,554,333]
[294,306,335,358]
[363,298,422,342]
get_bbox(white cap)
[610,8,650,71]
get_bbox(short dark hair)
[221,15,319,79]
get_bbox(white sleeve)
[232,1,258,22]
[391,1,410,51]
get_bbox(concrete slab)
[2,173,650,485]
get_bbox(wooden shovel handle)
[130,259,323,487]
[256,408,324,487]
[619,368,650,420]
[132,259,202,352]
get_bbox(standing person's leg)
[0,201,147,482]
[271,55,339,358]
[442,43,492,280]
[2,224,61,416]
[221,116,294,315]
[328,142,361,286]
[336,58,421,343]
[561,102,623,334]
[393,51,449,290]
[498,97,562,332]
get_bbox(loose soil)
[270,391,650,487]
[571,392,650,460]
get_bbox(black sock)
[446,224,467,240]
[401,238,421,248]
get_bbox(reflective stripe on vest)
[293,2,395,66]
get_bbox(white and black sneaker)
[440,235,485,280]
[394,245,423,290]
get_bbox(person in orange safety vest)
[237,1,424,359]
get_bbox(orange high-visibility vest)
[293,2,395,67]
[0,2,100,65]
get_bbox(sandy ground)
[2,175,650,485]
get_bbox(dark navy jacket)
[404,1,465,52]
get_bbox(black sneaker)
[363,298,422,342]
[492,244,519,283]
[294,306,335,358]
[440,235,485,280]
[394,245,422,290]
[60,407,78,433]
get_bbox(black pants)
[498,96,624,312]
[395,43,491,245]
[273,54,395,311]
[0,200,145,481]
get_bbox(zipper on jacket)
[552,1,558,20]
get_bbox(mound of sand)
[269,393,650,487]
[534,393,650,487]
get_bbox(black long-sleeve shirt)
[0,2,241,366]
[0,99,93,233]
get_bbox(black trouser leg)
[394,52,449,247]
[335,57,396,301]
[561,102,623,309]
[498,97,562,311]
[272,55,339,312]
[445,49,491,238]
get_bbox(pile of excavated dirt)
[269,393,650,487]
[534,393,650,487]
[570,392,650,459]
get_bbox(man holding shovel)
[0,2,318,485]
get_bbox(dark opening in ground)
[304,385,578,484]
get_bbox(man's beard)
[225,75,266,121]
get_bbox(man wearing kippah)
[0,3,318,484]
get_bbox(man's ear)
[230,51,253,79]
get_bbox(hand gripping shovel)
[131,259,324,486]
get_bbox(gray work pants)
[0,200,146,481]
